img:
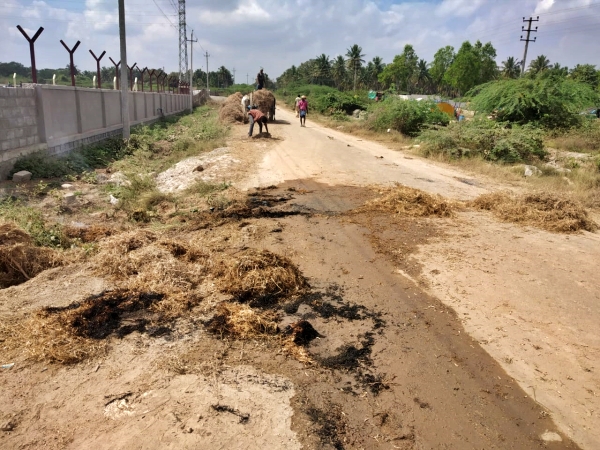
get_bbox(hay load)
[253,89,276,121]
[218,92,245,124]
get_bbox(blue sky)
[1,0,600,81]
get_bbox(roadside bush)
[547,118,600,153]
[468,77,599,129]
[366,98,450,136]
[419,119,546,163]
[277,84,366,116]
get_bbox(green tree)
[570,64,598,88]
[369,56,385,89]
[529,55,551,77]
[378,44,419,93]
[416,59,432,93]
[430,46,454,94]
[332,55,348,90]
[445,41,481,96]
[346,44,365,91]
[313,54,332,86]
[475,41,499,83]
[501,57,521,79]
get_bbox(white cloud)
[2,0,600,82]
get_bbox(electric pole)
[178,0,188,85]
[246,73,248,85]
[118,0,129,139]
[204,51,210,93]
[520,16,539,76]
[232,67,236,85]
[187,30,197,114]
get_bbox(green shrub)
[366,98,450,136]
[419,119,546,163]
[277,84,366,116]
[468,77,599,129]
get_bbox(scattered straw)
[470,191,598,233]
[92,231,211,293]
[219,248,308,304]
[64,224,113,243]
[283,337,314,364]
[359,184,453,217]
[0,223,66,288]
[205,302,279,338]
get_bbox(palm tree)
[501,56,521,79]
[370,56,385,89]
[313,54,331,85]
[416,59,431,93]
[529,55,551,76]
[345,44,365,92]
[332,55,347,90]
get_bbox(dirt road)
[237,105,600,448]
[1,104,597,449]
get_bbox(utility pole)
[520,16,539,76]
[178,0,188,85]
[246,73,248,85]
[187,30,197,114]
[232,67,236,85]
[204,51,210,93]
[118,0,129,139]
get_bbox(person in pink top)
[298,95,308,127]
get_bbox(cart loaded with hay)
[218,90,276,124]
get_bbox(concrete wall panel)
[78,90,104,133]
[103,90,122,127]
[41,87,78,142]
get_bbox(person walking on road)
[295,93,302,117]
[256,68,265,90]
[298,95,308,127]
[247,106,269,137]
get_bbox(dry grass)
[252,89,275,117]
[63,224,113,243]
[2,289,194,364]
[205,302,279,338]
[471,191,598,233]
[218,92,245,124]
[219,248,309,304]
[0,223,67,288]
[92,230,211,294]
[359,184,454,218]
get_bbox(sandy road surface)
[236,105,600,448]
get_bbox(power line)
[151,0,176,28]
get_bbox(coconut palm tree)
[313,54,331,85]
[370,56,385,89]
[345,44,365,92]
[529,55,551,76]
[332,55,347,90]
[416,59,431,93]
[501,56,521,79]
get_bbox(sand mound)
[359,185,453,217]
[0,223,66,288]
[218,92,245,124]
[219,248,308,304]
[471,191,597,233]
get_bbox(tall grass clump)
[365,98,450,136]
[419,119,546,163]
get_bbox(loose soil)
[0,105,597,449]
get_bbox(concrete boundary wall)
[0,85,190,178]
